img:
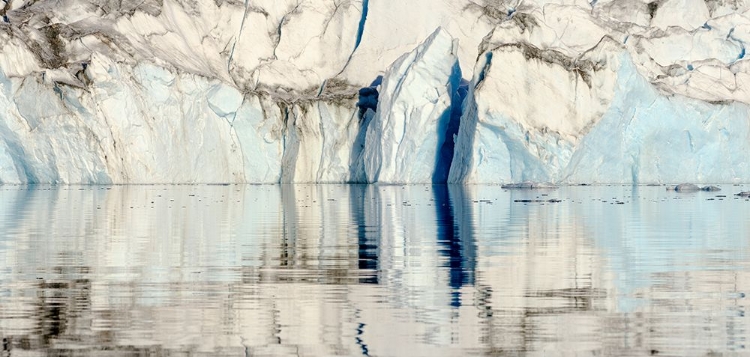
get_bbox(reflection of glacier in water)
[0,184,749,355]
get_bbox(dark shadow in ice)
[432,61,468,183]
[348,76,382,183]
[354,0,370,52]
[356,77,381,119]
[279,105,299,183]
[647,1,659,19]
[448,52,492,182]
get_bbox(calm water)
[0,184,749,356]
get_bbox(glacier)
[0,0,748,184]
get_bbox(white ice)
[0,0,748,184]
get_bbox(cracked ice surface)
[0,0,748,183]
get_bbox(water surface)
[0,184,749,356]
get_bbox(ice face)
[448,41,620,184]
[278,100,362,183]
[361,28,462,184]
[0,0,748,184]
[449,48,750,184]
[0,54,368,184]
[563,55,750,184]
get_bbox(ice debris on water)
[501,182,558,190]
[670,184,721,192]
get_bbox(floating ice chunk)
[670,183,701,192]
[501,182,558,190]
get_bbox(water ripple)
[0,184,749,355]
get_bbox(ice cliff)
[0,0,748,184]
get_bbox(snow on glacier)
[0,0,749,184]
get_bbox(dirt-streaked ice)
[0,0,748,184]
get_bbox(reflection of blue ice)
[478,186,750,312]
[3,184,749,314]
[434,185,476,307]
[563,186,750,312]
[450,184,750,314]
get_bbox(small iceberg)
[501,182,557,190]
[669,184,721,192]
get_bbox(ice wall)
[449,48,750,184]
[0,55,365,184]
[449,0,750,184]
[0,0,749,184]
[564,57,750,184]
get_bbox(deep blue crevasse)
[354,0,369,51]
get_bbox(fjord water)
[0,184,749,356]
